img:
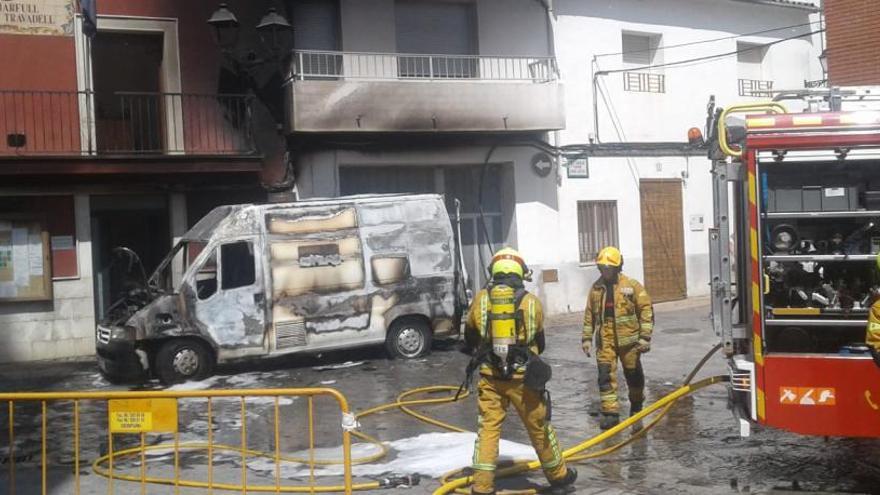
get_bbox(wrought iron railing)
[0,90,256,156]
[623,72,666,93]
[291,50,558,82]
[804,79,828,89]
[738,79,774,97]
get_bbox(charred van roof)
[185,194,444,241]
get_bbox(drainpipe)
[592,65,608,144]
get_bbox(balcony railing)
[738,79,774,97]
[623,72,666,93]
[1,90,256,157]
[291,50,558,82]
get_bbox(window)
[737,42,772,97]
[394,0,478,78]
[622,33,658,66]
[221,241,256,290]
[196,250,218,299]
[577,201,619,263]
[622,32,664,93]
[623,72,665,93]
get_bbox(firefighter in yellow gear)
[463,247,577,495]
[582,246,654,430]
[867,301,880,352]
[867,255,880,352]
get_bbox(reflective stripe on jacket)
[582,273,654,347]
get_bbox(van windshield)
[148,240,209,293]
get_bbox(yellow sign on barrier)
[108,398,178,433]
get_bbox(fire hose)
[91,344,727,493]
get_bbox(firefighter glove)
[636,338,651,354]
[581,340,592,357]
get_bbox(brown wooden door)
[639,180,687,302]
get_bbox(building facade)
[0,0,824,363]
[287,0,822,314]
[540,0,822,312]
[0,0,286,362]
[824,0,880,85]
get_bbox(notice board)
[0,218,52,302]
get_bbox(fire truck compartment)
[759,158,880,354]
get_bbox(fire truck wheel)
[385,317,431,359]
[155,339,215,385]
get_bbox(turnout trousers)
[596,323,645,415]
[472,375,567,493]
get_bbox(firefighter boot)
[599,412,620,430]
[548,467,578,494]
[629,401,643,417]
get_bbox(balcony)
[623,72,665,93]
[1,91,257,157]
[284,50,564,133]
[738,79,775,98]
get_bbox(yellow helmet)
[490,247,526,278]
[596,246,623,267]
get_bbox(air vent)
[275,321,307,349]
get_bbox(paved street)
[1,299,879,494]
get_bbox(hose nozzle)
[380,473,420,488]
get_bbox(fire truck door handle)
[254,292,265,305]
[866,391,879,411]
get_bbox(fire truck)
[701,86,880,438]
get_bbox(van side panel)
[264,197,457,354]
[359,198,457,334]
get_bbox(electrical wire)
[595,20,821,58]
[596,28,824,75]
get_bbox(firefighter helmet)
[596,246,623,267]
[490,247,527,279]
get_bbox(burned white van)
[95,194,463,384]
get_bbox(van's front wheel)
[155,339,215,385]
[385,318,431,359]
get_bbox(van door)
[187,239,266,351]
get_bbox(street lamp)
[207,4,293,60]
[256,7,293,56]
[206,3,239,51]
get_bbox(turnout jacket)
[582,273,654,348]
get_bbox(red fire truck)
[702,87,880,438]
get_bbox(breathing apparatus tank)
[489,283,518,376]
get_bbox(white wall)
[0,194,96,363]
[538,0,820,312]
[554,0,820,145]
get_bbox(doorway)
[639,179,687,302]
[91,195,170,320]
[91,31,164,153]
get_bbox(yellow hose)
[432,375,726,495]
[90,375,724,494]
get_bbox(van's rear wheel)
[385,318,431,359]
[155,339,215,385]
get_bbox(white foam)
[247,432,537,479]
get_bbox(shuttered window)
[291,0,339,50]
[622,33,652,65]
[394,0,478,78]
[577,201,619,263]
[394,0,477,55]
